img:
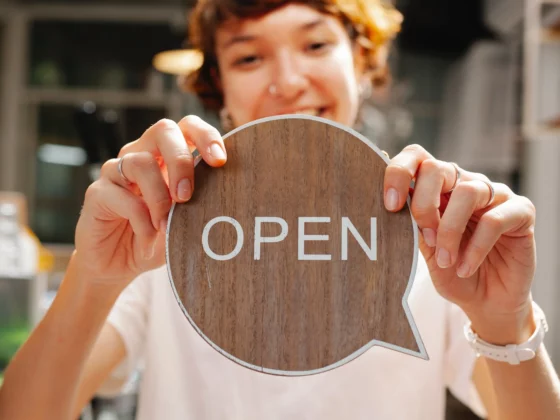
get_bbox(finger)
[384,144,461,213]
[85,180,158,259]
[436,181,510,269]
[409,159,446,247]
[455,196,535,279]
[121,119,195,203]
[99,156,137,193]
[384,145,432,212]
[101,152,172,232]
[177,115,227,167]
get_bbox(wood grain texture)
[168,117,419,375]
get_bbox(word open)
[201,216,377,261]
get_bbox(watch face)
[166,115,427,376]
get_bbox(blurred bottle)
[0,197,41,373]
[0,203,23,277]
[0,202,37,278]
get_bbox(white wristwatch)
[464,301,549,365]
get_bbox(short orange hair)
[183,0,403,111]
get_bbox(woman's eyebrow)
[301,17,326,31]
[222,18,327,50]
[222,34,257,50]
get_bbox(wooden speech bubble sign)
[166,115,427,376]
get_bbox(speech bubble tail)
[379,234,430,361]
[381,198,429,362]
[362,250,430,361]
[363,302,429,362]
[400,298,430,361]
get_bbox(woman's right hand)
[74,116,227,289]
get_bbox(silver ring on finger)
[117,156,132,184]
[445,162,462,194]
[480,179,496,208]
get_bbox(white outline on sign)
[165,114,429,376]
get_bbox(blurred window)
[29,20,183,91]
[32,104,167,243]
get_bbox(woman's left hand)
[384,145,537,344]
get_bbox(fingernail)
[178,179,192,202]
[209,143,226,161]
[385,188,399,211]
[160,219,167,234]
[457,261,470,278]
[422,228,437,248]
[437,248,451,268]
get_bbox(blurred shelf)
[523,124,560,139]
[523,115,560,139]
[541,29,560,43]
[25,87,176,107]
[534,126,560,135]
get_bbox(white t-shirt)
[100,255,487,420]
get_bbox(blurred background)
[0,0,559,419]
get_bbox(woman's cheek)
[314,58,359,125]
[322,47,360,92]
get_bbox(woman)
[1,1,559,419]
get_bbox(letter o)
[202,217,244,261]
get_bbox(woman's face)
[215,4,365,128]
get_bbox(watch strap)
[463,301,549,365]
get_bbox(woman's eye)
[307,42,329,52]
[234,55,260,67]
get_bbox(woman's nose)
[271,50,309,100]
